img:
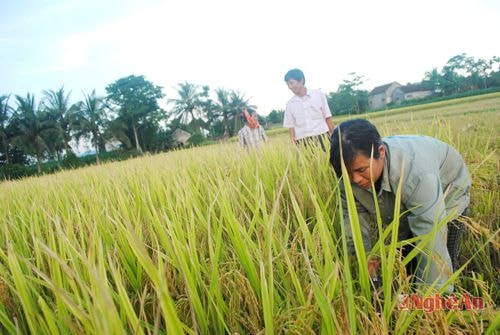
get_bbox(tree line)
[1,53,497,179]
[327,53,500,115]
[0,75,286,178]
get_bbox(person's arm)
[283,103,296,144]
[238,130,245,147]
[321,92,334,136]
[288,128,296,144]
[339,184,373,254]
[339,182,381,283]
[325,116,334,136]
[404,173,453,291]
[405,173,447,234]
[260,126,268,142]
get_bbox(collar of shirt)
[291,88,310,100]
[379,142,392,195]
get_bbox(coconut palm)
[72,90,114,164]
[213,88,232,138]
[168,82,209,134]
[0,95,12,164]
[42,86,75,156]
[11,94,55,173]
[228,90,250,135]
[423,68,443,95]
[211,88,251,138]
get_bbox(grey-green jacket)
[342,135,471,253]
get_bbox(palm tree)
[210,88,251,138]
[73,90,131,164]
[0,95,12,164]
[42,86,75,156]
[423,68,443,95]
[11,94,54,173]
[228,90,250,136]
[213,88,233,138]
[72,90,108,164]
[168,82,209,134]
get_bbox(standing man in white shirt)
[283,68,335,150]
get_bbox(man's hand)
[289,128,296,144]
[368,256,381,278]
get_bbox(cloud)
[43,3,169,74]
[3,0,498,114]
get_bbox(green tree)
[209,88,250,138]
[423,68,443,95]
[168,82,210,134]
[42,86,75,156]
[487,56,500,87]
[465,57,491,89]
[267,109,284,125]
[106,75,165,153]
[228,90,250,136]
[491,56,500,72]
[0,95,13,164]
[441,53,468,94]
[72,90,109,164]
[11,94,54,173]
[103,118,131,151]
[328,73,369,114]
[135,122,174,152]
[212,88,232,138]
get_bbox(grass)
[0,94,498,334]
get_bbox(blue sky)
[1,0,499,115]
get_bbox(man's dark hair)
[329,119,383,177]
[284,68,305,85]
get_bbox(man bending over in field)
[329,119,471,293]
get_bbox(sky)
[1,0,499,115]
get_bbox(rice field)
[0,93,499,334]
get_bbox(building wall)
[368,92,387,109]
[369,82,434,110]
[173,130,191,146]
[369,82,403,109]
[391,88,405,105]
[404,90,432,100]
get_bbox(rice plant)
[0,94,498,334]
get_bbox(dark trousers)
[403,210,468,276]
[296,133,329,152]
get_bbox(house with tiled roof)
[400,83,432,100]
[368,82,404,109]
[172,128,191,147]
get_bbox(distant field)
[0,93,498,334]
